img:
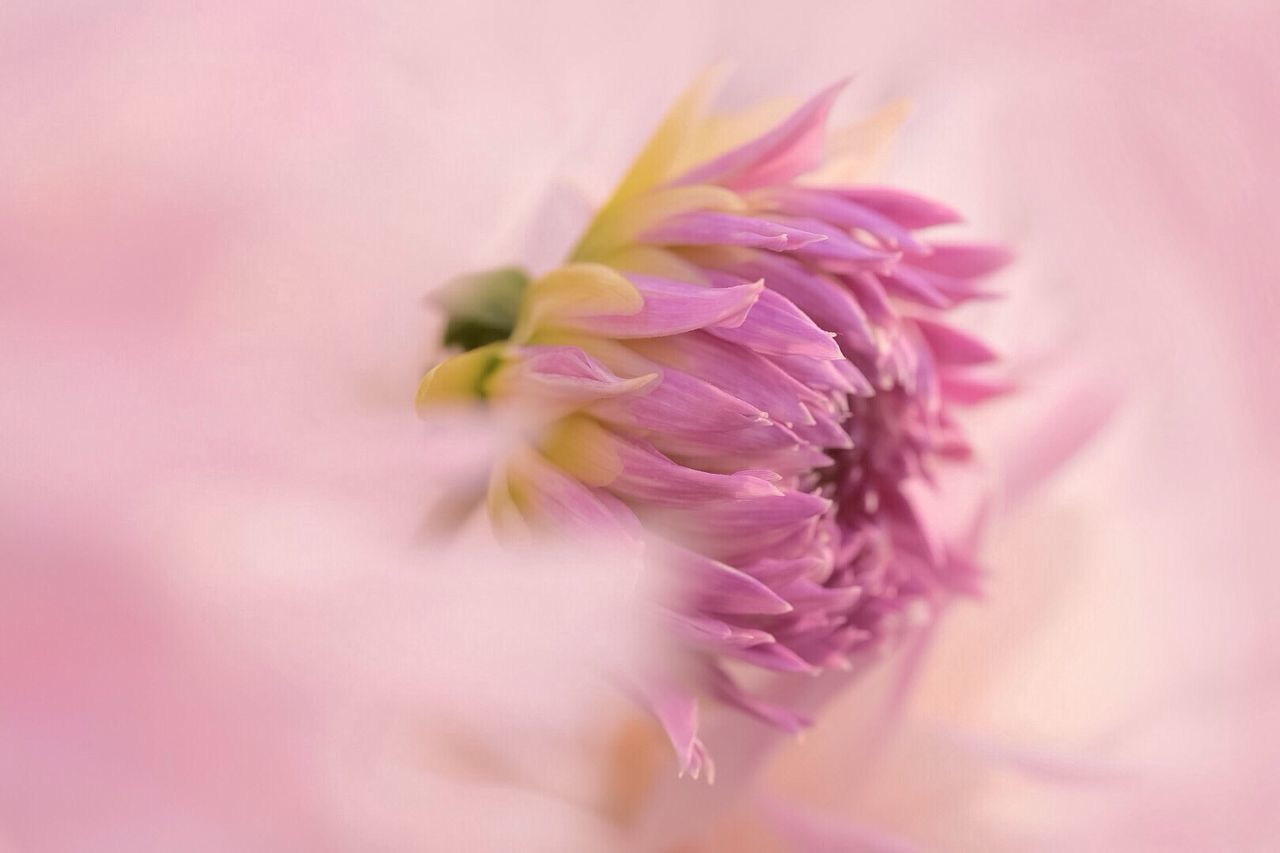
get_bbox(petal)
[726,252,878,352]
[489,345,658,406]
[776,215,899,267]
[673,80,848,191]
[879,266,952,308]
[543,417,782,507]
[829,185,963,229]
[729,641,817,673]
[706,285,844,359]
[770,353,870,396]
[654,491,831,554]
[631,678,713,779]
[565,275,764,338]
[415,342,504,405]
[507,447,641,537]
[628,332,823,428]
[938,370,1018,404]
[514,263,643,341]
[913,318,1000,365]
[738,554,827,587]
[578,185,746,261]
[662,544,794,615]
[748,186,926,252]
[908,242,1013,278]
[790,403,855,449]
[639,210,826,252]
[657,608,776,648]
[606,66,729,205]
[591,360,770,434]
[647,418,804,458]
[708,666,811,733]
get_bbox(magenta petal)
[640,211,827,251]
[938,370,1017,404]
[880,266,952,308]
[518,451,642,537]
[507,345,657,404]
[646,418,803,457]
[673,80,848,191]
[658,609,776,648]
[633,678,712,778]
[667,490,830,538]
[893,263,999,305]
[770,353,868,396]
[791,403,855,449]
[914,317,1000,365]
[739,554,827,587]
[728,252,878,352]
[781,215,899,267]
[664,544,794,615]
[748,186,926,252]
[592,361,768,434]
[709,666,811,733]
[772,578,863,611]
[729,641,817,673]
[840,270,896,325]
[909,242,1013,278]
[566,275,762,338]
[830,185,964,229]
[702,445,834,479]
[707,287,843,359]
[603,432,784,506]
[631,332,824,427]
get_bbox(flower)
[418,72,1012,777]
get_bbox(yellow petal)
[607,65,730,207]
[799,98,914,185]
[415,342,504,406]
[574,185,746,262]
[603,246,709,283]
[540,416,622,488]
[513,263,643,341]
[487,459,533,540]
[677,95,799,175]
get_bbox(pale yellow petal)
[675,95,799,176]
[540,416,622,488]
[415,342,504,405]
[607,65,730,207]
[575,185,746,261]
[604,246,709,283]
[512,263,643,342]
[799,98,914,185]
[487,458,533,540]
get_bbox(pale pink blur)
[3,1,1278,851]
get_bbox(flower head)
[419,73,1011,777]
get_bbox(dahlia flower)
[419,73,1011,776]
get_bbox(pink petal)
[629,332,824,428]
[829,185,964,229]
[592,360,769,434]
[913,318,1000,365]
[909,242,1013,278]
[663,544,794,615]
[674,81,849,191]
[749,186,926,251]
[640,211,827,251]
[601,431,784,507]
[563,275,762,338]
[707,286,844,359]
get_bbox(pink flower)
[419,73,1011,778]
[5,3,1278,850]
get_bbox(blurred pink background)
[3,1,1278,850]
